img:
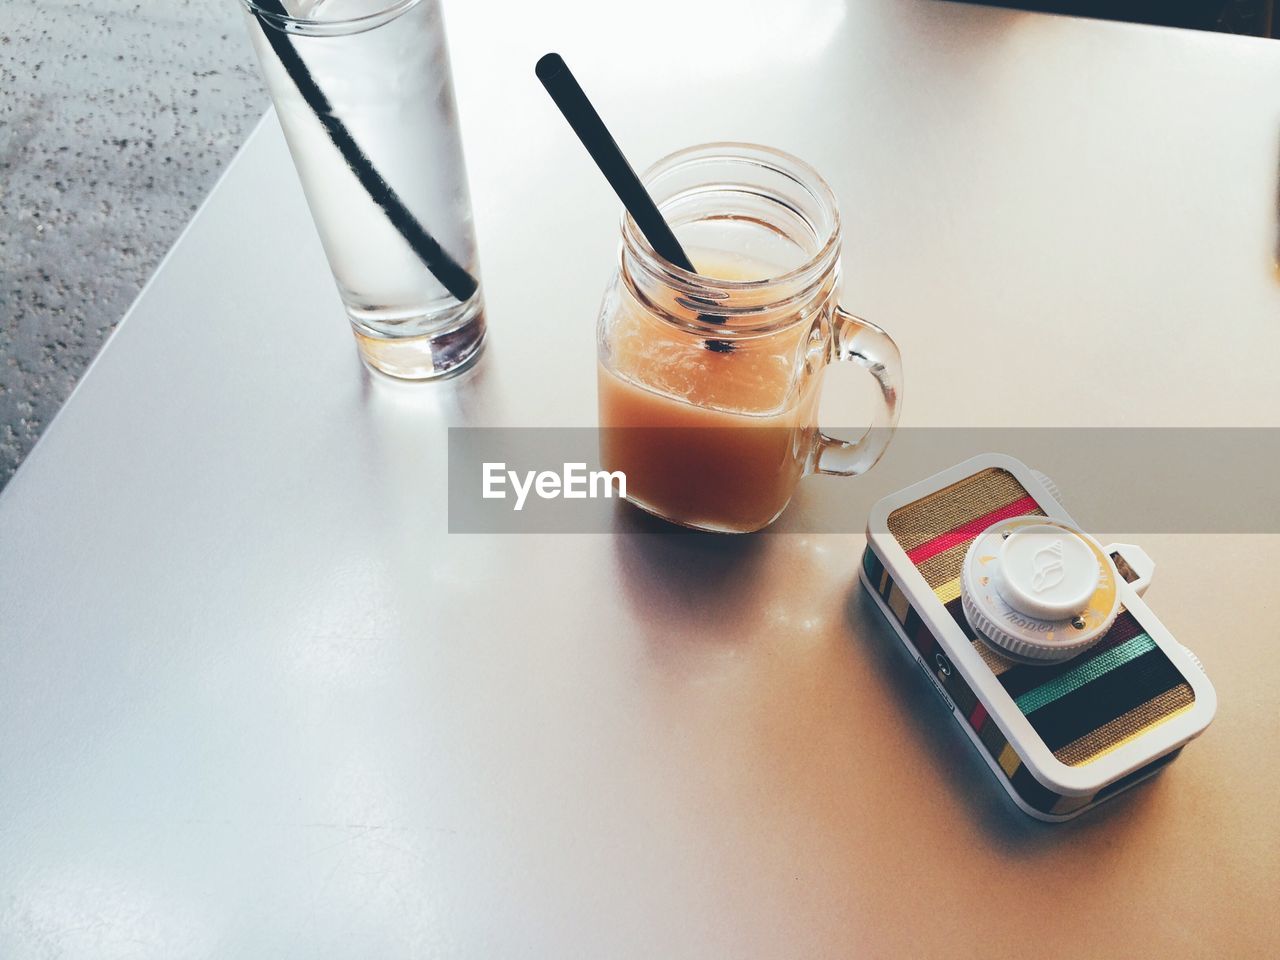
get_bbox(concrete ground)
[0,1,266,488]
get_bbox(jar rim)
[240,0,422,35]
[621,141,842,294]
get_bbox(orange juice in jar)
[597,144,903,533]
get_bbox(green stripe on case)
[1014,634,1156,714]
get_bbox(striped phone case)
[860,454,1215,820]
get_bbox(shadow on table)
[842,581,1162,853]
[609,505,770,635]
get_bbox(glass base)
[350,294,486,381]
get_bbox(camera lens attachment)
[960,517,1120,664]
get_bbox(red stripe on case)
[969,701,988,732]
[905,496,1040,565]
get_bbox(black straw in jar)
[535,53,696,273]
[535,53,731,352]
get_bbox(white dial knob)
[995,524,1100,622]
[961,517,1120,664]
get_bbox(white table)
[3,2,1279,956]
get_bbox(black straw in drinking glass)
[252,0,477,303]
[536,53,732,351]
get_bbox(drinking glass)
[597,143,903,533]
[240,0,485,379]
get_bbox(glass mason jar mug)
[597,143,903,533]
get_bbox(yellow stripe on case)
[997,743,1021,778]
[934,576,962,605]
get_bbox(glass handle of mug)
[813,306,903,476]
